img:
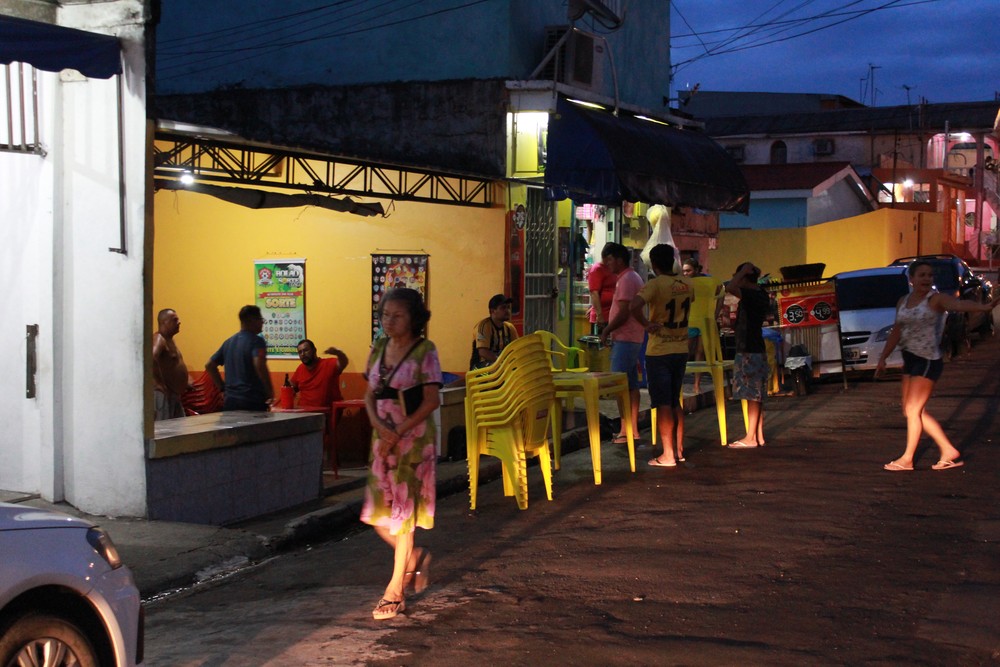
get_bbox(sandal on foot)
[405,550,432,593]
[648,457,677,468]
[372,598,405,620]
[727,440,758,449]
[883,461,913,472]
[931,459,964,471]
[612,434,629,445]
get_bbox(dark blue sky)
[670,0,999,106]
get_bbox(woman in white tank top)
[876,261,1000,472]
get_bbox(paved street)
[144,336,1000,666]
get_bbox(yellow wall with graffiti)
[153,188,507,389]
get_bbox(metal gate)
[522,188,557,334]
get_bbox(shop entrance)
[522,188,557,334]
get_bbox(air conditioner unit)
[813,138,835,156]
[565,30,604,91]
[538,27,604,92]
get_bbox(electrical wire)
[671,0,938,76]
[157,0,494,80]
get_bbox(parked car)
[889,255,994,357]
[827,266,911,374]
[0,502,144,667]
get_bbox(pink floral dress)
[360,337,442,535]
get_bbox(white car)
[0,502,144,667]
[828,266,910,374]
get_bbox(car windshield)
[928,264,959,291]
[836,274,909,310]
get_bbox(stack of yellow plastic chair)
[465,334,557,510]
[652,276,745,446]
[534,330,589,372]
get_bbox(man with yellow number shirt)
[630,244,693,468]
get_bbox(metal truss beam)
[153,132,497,208]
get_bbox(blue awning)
[545,98,749,213]
[0,15,121,79]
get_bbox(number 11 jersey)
[638,274,694,356]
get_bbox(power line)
[157,0,494,79]
[671,0,938,76]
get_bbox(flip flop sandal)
[612,435,629,445]
[727,440,758,448]
[931,459,964,470]
[648,457,677,468]
[372,598,405,620]
[883,461,914,471]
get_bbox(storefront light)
[566,98,606,111]
[903,179,914,188]
[179,171,195,185]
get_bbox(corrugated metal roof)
[741,162,854,191]
[705,101,1000,137]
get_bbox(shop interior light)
[635,115,669,126]
[179,171,195,185]
[903,179,914,188]
[566,98,606,111]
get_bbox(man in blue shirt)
[205,305,274,411]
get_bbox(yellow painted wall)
[153,188,506,385]
[711,209,945,280]
[709,228,807,281]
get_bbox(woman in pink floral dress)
[362,288,442,620]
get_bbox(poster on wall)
[505,204,526,333]
[371,254,429,340]
[254,259,306,358]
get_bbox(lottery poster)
[371,254,428,339]
[254,259,306,358]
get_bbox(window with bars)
[1,63,42,154]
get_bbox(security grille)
[1,63,41,154]
[522,188,557,334]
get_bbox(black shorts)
[646,353,688,408]
[901,350,943,382]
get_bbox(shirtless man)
[152,308,191,420]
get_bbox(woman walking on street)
[363,288,442,619]
[877,260,1000,472]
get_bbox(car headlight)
[87,527,123,569]
[875,325,894,342]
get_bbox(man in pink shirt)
[587,243,618,334]
[599,243,646,444]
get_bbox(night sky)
[670,0,1000,106]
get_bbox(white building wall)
[0,1,150,516]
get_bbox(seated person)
[470,294,518,369]
[292,339,349,408]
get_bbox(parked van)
[829,266,910,373]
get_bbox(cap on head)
[488,294,513,310]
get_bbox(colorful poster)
[371,254,429,339]
[254,259,306,358]
[505,205,526,333]
[777,283,838,328]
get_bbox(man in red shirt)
[292,339,349,408]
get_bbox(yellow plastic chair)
[465,334,558,510]
[550,370,636,484]
[651,276,747,447]
[533,330,589,372]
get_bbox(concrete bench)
[147,411,325,525]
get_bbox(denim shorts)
[646,353,688,408]
[610,340,643,389]
[902,350,943,382]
